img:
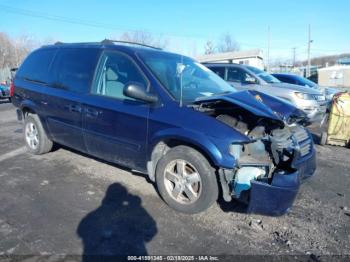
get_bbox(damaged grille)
[292,127,312,157]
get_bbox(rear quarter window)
[50,48,101,93]
[16,48,57,84]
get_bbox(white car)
[205,64,327,123]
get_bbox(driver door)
[82,51,150,171]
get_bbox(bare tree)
[204,40,215,54]
[0,32,16,68]
[118,30,168,49]
[217,33,240,53]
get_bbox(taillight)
[9,81,14,97]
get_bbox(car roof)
[272,73,300,78]
[38,40,180,58]
[203,63,250,68]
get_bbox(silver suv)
[205,63,327,123]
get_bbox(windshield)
[138,51,236,103]
[294,75,318,88]
[247,66,281,84]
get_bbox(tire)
[155,145,219,214]
[320,131,328,146]
[24,114,53,155]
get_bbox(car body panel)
[81,94,149,171]
[195,90,307,124]
[272,73,340,102]
[205,63,327,122]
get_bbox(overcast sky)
[0,0,349,61]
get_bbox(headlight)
[294,92,314,100]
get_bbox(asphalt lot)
[0,100,349,259]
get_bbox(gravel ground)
[0,100,349,260]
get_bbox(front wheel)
[155,145,218,214]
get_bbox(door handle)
[85,108,100,117]
[65,104,82,113]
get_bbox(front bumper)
[247,148,316,216]
[302,103,327,123]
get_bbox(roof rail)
[101,39,162,50]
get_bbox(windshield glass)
[138,51,236,103]
[247,66,281,84]
[293,75,318,88]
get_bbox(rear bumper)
[0,89,10,98]
[247,149,316,216]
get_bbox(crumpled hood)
[195,90,307,125]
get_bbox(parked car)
[205,63,327,123]
[0,82,10,100]
[11,41,316,215]
[272,73,340,102]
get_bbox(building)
[318,65,350,88]
[196,49,264,69]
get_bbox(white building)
[318,65,350,88]
[196,49,264,69]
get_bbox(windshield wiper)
[214,91,233,96]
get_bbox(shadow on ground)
[77,183,157,260]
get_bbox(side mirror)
[123,82,158,103]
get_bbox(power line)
[1,4,349,55]
[0,4,209,40]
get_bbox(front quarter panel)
[148,103,251,169]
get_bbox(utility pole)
[292,47,296,68]
[307,24,313,77]
[267,26,270,72]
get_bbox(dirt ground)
[0,100,349,260]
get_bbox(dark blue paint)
[195,89,306,125]
[12,42,317,215]
[248,148,316,216]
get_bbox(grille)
[292,126,312,157]
[312,94,325,101]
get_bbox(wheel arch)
[147,130,232,182]
[20,100,39,118]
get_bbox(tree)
[0,32,16,68]
[204,41,215,54]
[118,30,168,49]
[217,33,240,53]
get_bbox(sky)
[0,0,349,61]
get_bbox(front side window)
[209,67,225,79]
[50,48,101,93]
[227,67,255,83]
[91,51,147,100]
[138,51,236,103]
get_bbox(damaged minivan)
[11,40,316,215]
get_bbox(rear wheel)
[24,114,53,155]
[155,145,218,214]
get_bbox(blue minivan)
[11,40,316,215]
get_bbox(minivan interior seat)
[104,67,126,99]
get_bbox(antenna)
[179,55,184,107]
